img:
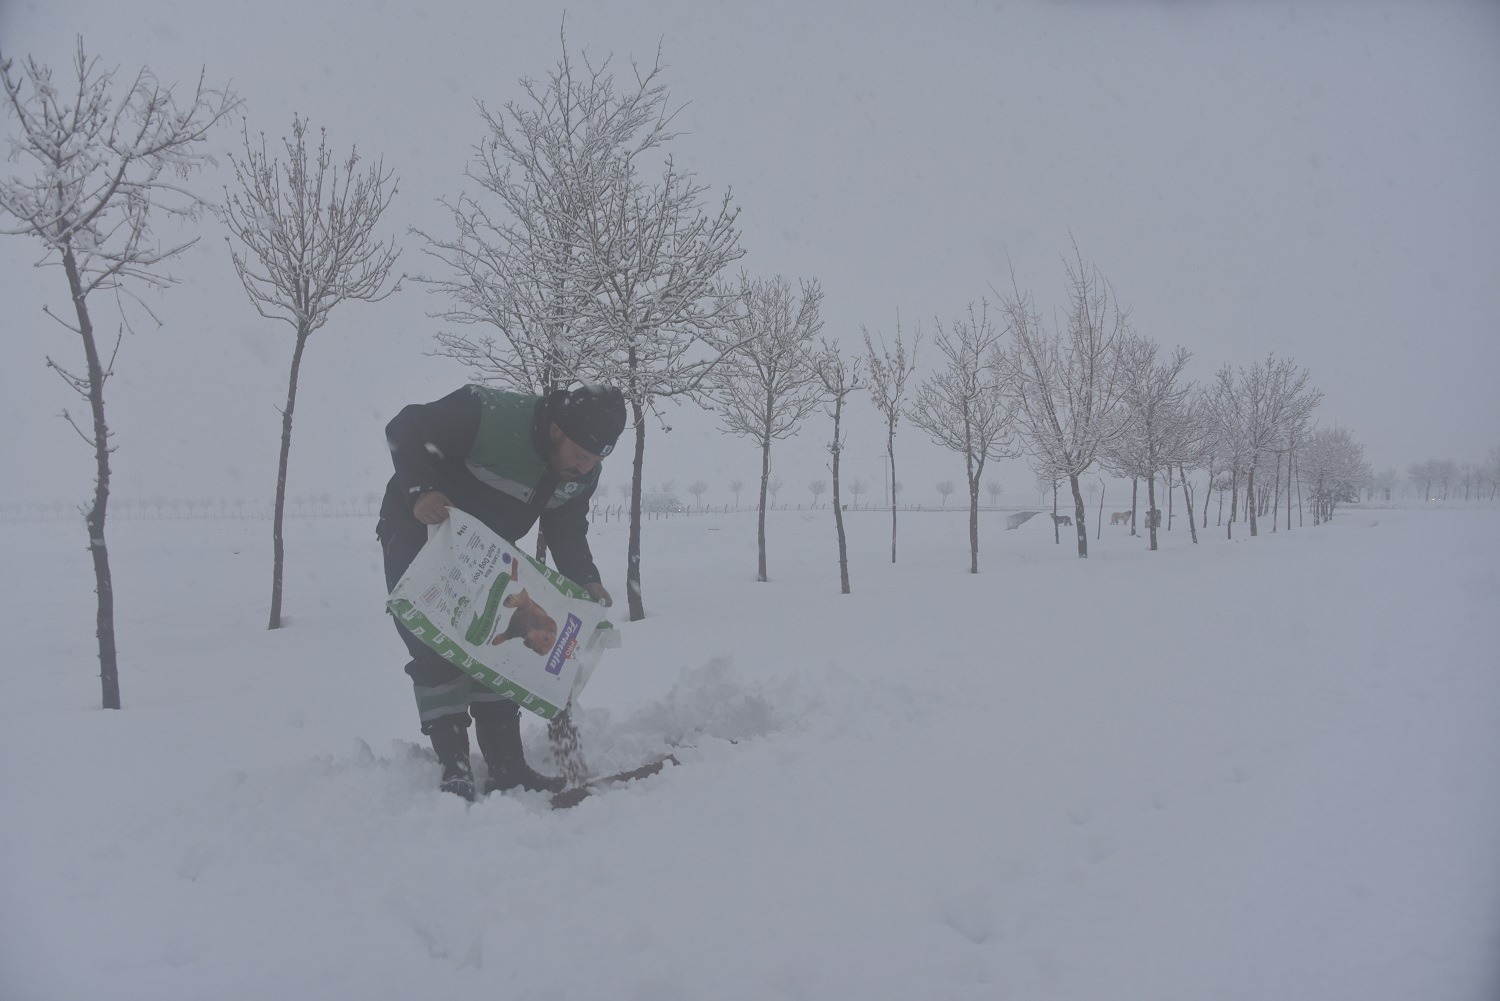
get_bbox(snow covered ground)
[2,504,1497,1000]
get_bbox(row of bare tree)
[1406,454,1500,503]
[0,33,1389,714]
[698,238,1380,597]
[2,31,759,710]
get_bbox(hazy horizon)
[3,0,1497,511]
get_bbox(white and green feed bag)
[387,508,617,719]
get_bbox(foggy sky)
[2,0,1496,511]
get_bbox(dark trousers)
[380,518,514,733]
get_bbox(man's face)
[547,423,604,481]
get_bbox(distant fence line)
[2,499,1018,523]
[2,497,1492,525]
[588,501,1029,522]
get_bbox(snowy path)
[2,507,1496,1000]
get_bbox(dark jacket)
[377,385,604,585]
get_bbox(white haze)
[1,0,1497,510]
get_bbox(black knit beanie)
[553,385,627,457]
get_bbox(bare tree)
[864,318,920,562]
[935,480,955,506]
[413,32,623,397]
[1206,366,1251,538]
[1434,458,1459,501]
[1181,382,1225,533]
[1369,467,1399,504]
[1169,390,1218,546]
[1301,425,1369,523]
[985,479,1002,506]
[910,300,1016,572]
[1212,353,1319,538]
[808,479,827,506]
[223,116,401,629]
[1,40,238,708]
[688,480,708,509]
[712,275,823,581]
[1408,460,1435,502]
[1107,336,1194,551]
[574,97,744,619]
[769,475,784,506]
[1032,464,1065,543]
[1265,360,1320,533]
[414,33,671,570]
[847,476,868,509]
[419,32,742,621]
[814,340,865,593]
[728,477,745,508]
[997,248,1130,558]
[1032,469,1052,507]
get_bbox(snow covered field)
[2,504,1497,1001]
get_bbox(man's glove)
[583,581,612,607]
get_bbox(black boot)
[425,715,475,802]
[472,700,565,795]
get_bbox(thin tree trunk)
[1147,473,1159,551]
[532,375,560,564]
[1069,473,1088,558]
[887,427,898,563]
[268,327,310,629]
[1052,481,1060,544]
[1179,465,1199,544]
[1247,455,1259,537]
[1295,453,1304,528]
[966,454,982,575]
[1228,463,1239,539]
[1130,477,1139,536]
[626,398,647,622]
[64,248,120,709]
[1287,440,1294,531]
[1202,456,1214,529]
[831,400,851,593]
[1271,452,1281,532]
[1096,481,1105,541]
[757,436,771,582]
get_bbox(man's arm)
[385,387,482,517]
[540,483,601,588]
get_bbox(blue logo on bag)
[545,613,583,675]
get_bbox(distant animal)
[491,588,558,655]
[1110,511,1131,526]
[1051,513,1073,527]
